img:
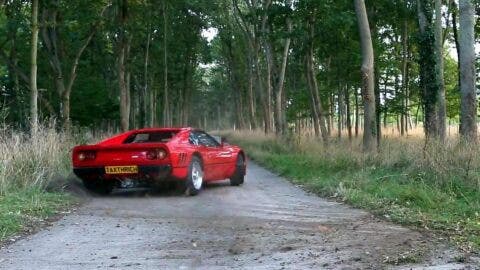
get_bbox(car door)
[191,131,231,180]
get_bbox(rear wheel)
[82,179,114,195]
[185,156,203,196]
[230,154,245,186]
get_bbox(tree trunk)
[118,43,129,131]
[247,50,257,130]
[233,0,257,130]
[257,59,271,134]
[345,87,352,141]
[305,56,320,137]
[310,65,329,143]
[304,19,328,142]
[261,0,273,134]
[405,50,412,132]
[354,88,359,137]
[459,0,477,141]
[149,75,155,127]
[143,30,150,127]
[253,39,265,132]
[126,71,131,127]
[418,0,439,140]
[355,0,377,152]
[306,48,328,143]
[273,16,292,136]
[450,0,461,91]
[401,20,408,136]
[30,0,39,133]
[337,90,343,138]
[162,1,171,127]
[329,93,334,136]
[375,67,381,144]
[394,73,400,133]
[435,0,446,141]
[118,0,129,132]
[383,77,388,129]
[264,43,274,133]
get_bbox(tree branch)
[64,2,111,96]
[232,0,253,41]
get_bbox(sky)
[201,28,218,43]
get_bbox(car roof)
[132,127,192,133]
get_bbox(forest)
[0,0,479,256]
[0,0,476,146]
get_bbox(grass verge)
[0,189,73,241]
[0,124,79,242]
[220,130,480,253]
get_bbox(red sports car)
[72,128,246,195]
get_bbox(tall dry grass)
[220,128,480,192]
[0,124,75,194]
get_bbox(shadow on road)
[64,175,234,199]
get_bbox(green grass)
[222,131,480,252]
[0,189,73,241]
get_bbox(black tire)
[82,179,114,195]
[230,154,245,186]
[185,156,203,196]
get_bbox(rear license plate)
[105,166,138,174]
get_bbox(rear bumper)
[74,165,172,180]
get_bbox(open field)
[219,129,480,253]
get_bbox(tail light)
[78,151,96,161]
[146,148,167,160]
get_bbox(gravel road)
[0,162,477,269]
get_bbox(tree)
[232,0,258,130]
[434,0,446,141]
[30,0,39,133]
[417,0,440,140]
[117,0,129,132]
[355,0,377,152]
[162,0,171,127]
[40,1,109,131]
[458,0,477,141]
[305,18,328,144]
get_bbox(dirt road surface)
[0,162,477,269]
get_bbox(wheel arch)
[191,152,204,169]
[237,150,246,164]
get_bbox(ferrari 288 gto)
[72,128,246,195]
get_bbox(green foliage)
[0,0,469,131]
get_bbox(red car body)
[72,128,246,194]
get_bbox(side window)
[196,132,220,147]
[189,132,199,146]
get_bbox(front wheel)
[185,156,203,196]
[230,155,245,186]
